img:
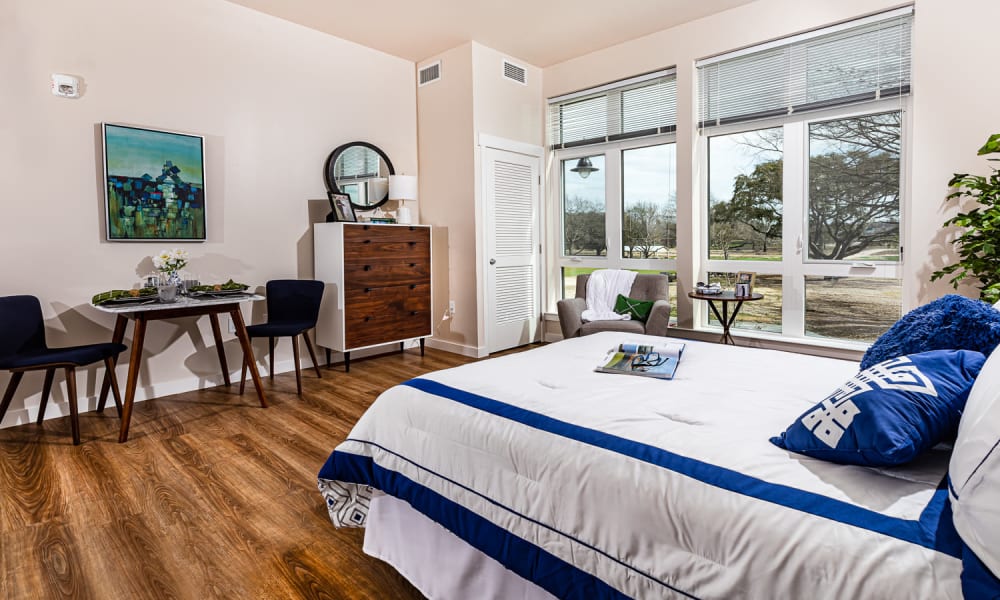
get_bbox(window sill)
[542,312,866,362]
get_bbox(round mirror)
[323,142,395,210]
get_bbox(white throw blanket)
[581,269,637,322]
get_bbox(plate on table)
[100,294,159,305]
[188,287,250,298]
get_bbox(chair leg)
[104,358,124,418]
[37,368,56,424]
[239,356,247,396]
[0,371,25,423]
[292,335,302,396]
[268,337,275,380]
[303,331,322,379]
[65,367,80,446]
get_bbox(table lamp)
[389,175,418,224]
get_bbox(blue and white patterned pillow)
[771,349,985,466]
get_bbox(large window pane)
[706,272,782,333]
[562,155,606,256]
[622,144,676,259]
[805,276,901,342]
[708,128,783,260]
[808,112,901,261]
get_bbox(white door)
[484,147,541,353]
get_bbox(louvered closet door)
[484,147,541,353]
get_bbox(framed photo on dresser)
[327,192,357,223]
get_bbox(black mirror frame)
[323,141,395,211]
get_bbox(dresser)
[314,222,432,371]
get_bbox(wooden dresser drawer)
[343,225,429,262]
[344,286,431,348]
[344,261,430,289]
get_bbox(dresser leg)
[344,351,351,373]
[420,338,425,356]
[325,348,331,369]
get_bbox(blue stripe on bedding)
[323,448,643,600]
[402,377,962,558]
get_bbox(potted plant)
[931,134,1000,302]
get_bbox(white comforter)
[318,333,962,599]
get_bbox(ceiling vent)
[502,60,527,85]
[418,61,441,87]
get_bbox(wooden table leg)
[303,333,322,379]
[98,315,128,413]
[209,313,231,386]
[118,314,147,443]
[231,308,268,408]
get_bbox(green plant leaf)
[978,134,1000,156]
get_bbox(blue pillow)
[860,294,1000,370]
[771,349,985,466]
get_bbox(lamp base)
[396,205,412,225]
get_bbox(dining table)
[91,293,267,442]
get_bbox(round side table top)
[687,291,764,302]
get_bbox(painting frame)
[327,192,357,223]
[102,123,207,242]
[735,271,756,295]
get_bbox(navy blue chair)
[240,280,324,396]
[0,295,126,445]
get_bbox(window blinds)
[697,7,912,129]
[548,69,677,149]
[334,146,380,180]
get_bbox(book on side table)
[595,341,686,380]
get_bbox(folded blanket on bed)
[581,269,636,322]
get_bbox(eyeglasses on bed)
[631,352,668,370]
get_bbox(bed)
[317,332,968,598]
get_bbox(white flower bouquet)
[152,248,189,273]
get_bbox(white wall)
[417,42,542,356]
[0,0,417,428]
[542,0,1000,324]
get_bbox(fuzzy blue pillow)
[771,349,985,466]
[860,294,1000,370]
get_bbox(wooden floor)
[0,347,487,599]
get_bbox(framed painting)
[103,123,207,241]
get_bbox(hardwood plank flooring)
[0,346,510,600]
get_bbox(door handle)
[489,258,496,265]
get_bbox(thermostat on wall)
[51,73,82,98]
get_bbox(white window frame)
[698,98,908,344]
[550,132,679,309]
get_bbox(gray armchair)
[557,273,671,339]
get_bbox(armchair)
[557,273,671,339]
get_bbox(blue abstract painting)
[103,123,206,241]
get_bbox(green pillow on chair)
[614,294,654,322]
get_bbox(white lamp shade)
[388,175,418,202]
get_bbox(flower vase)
[165,271,184,296]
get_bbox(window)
[696,8,910,343]
[550,69,679,315]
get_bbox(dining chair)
[0,295,126,445]
[240,280,324,396]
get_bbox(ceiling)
[223,0,758,67]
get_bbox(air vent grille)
[418,61,441,87]
[503,60,527,85]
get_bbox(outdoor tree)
[808,149,899,260]
[563,195,606,256]
[712,160,783,253]
[623,201,675,258]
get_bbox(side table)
[688,291,764,345]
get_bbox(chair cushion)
[246,321,315,338]
[860,294,1000,369]
[580,319,646,336]
[614,294,654,323]
[0,342,127,369]
[770,349,985,466]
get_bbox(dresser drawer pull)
[363,225,370,230]
[409,284,416,290]
[364,265,372,271]
[409,241,416,246]
[409,226,415,231]
[364,316,371,322]
[364,288,372,293]
[410,311,418,316]
[409,263,416,268]
[363,239,371,244]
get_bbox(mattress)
[318,332,962,598]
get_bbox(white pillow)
[950,347,1000,576]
